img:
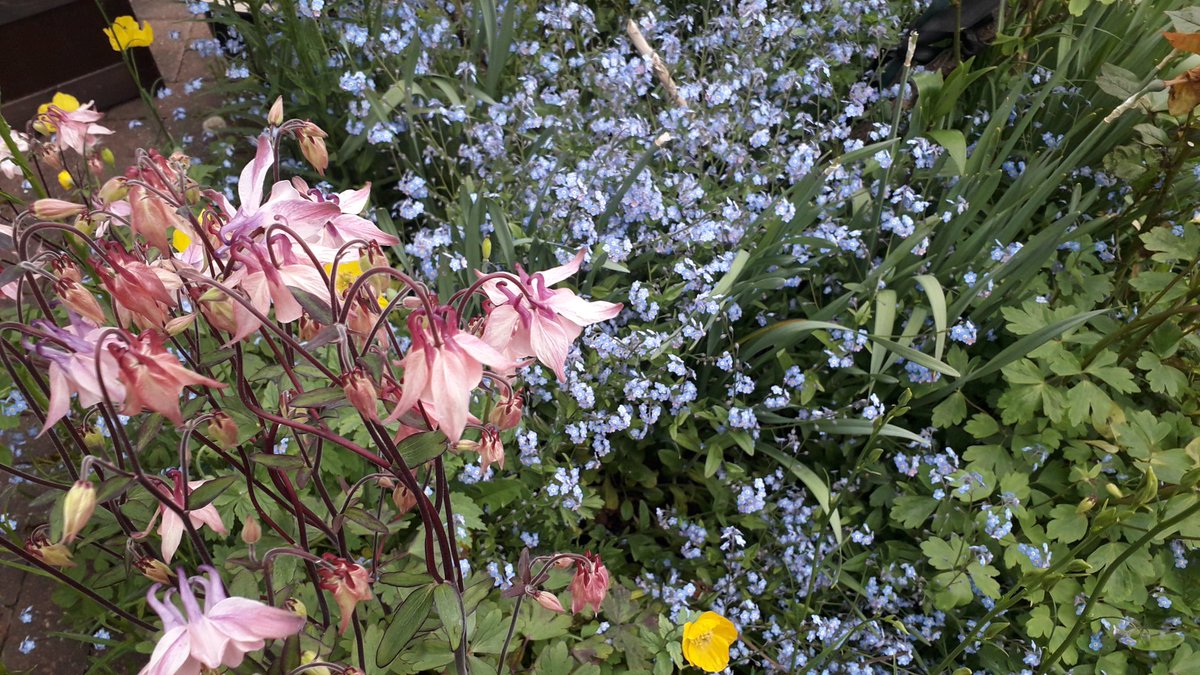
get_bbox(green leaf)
[342,507,390,536]
[914,275,948,362]
[1066,380,1112,428]
[376,584,436,668]
[892,495,938,528]
[964,413,999,439]
[397,431,448,467]
[433,582,465,650]
[187,475,239,510]
[289,387,345,408]
[967,562,1000,598]
[921,535,967,571]
[927,130,967,174]
[932,391,968,428]
[1046,504,1087,543]
[1137,352,1187,397]
[252,453,307,470]
[870,290,897,376]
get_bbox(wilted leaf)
[1164,31,1200,54]
[1167,65,1200,116]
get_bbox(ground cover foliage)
[4,0,1200,672]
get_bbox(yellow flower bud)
[61,480,97,544]
[57,170,74,190]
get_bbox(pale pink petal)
[529,315,579,381]
[158,510,185,564]
[451,333,512,370]
[138,626,199,675]
[336,184,371,214]
[545,290,623,326]
[41,363,71,434]
[537,249,586,287]
[207,597,306,641]
[481,304,520,355]
[429,351,481,443]
[388,349,429,423]
[188,504,228,536]
[237,135,274,213]
[186,616,236,669]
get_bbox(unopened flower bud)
[377,476,396,490]
[1105,483,1124,499]
[296,122,329,176]
[135,556,174,584]
[98,176,128,203]
[482,237,492,260]
[164,313,198,336]
[1076,496,1096,514]
[55,278,106,326]
[479,426,504,473]
[267,96,285,126]
[299,651,330,675]
[401,296,424,309]
[32,198,85,219]
[101,147,115,166]
[392,484,417,515]
[83,429,106,452]
[299,314,323,342]
[207,412,239,447]
[241,516,262,545]
[51,256,81,283]
[61,480,96,544]
[489,392,523,431]
[343,368,380,422]
[533,590,565,613]
[286,597,308,620]
[27,530,73,567]
[197,288,237,334]
[57,170,74,191]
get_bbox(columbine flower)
[317,554,373,635]
[31,317,124,433]
[480,250,622,380]
[104,16,154,51]
[109,331,225,425]
[60,480,97,544]
[569,551,609,614]
[140,566,304,675]
[136,470,229,563]
[389,308,512,443]
[224,239,328,343]
[37,102,113,154]
[682,611,738,673]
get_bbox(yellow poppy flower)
[682,611,738,672]
[104,16,154,51]
[35,92,81,133]
[57,170,74,190]
[324,259,388,307]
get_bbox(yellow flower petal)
[57,170,74,191]
[172,228,192,253]
[681,612,737,673]
[104,16,154,51]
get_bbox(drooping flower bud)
[98,176,128,203]
[135,556,175,584]
[392,484,418,515]
[83,429,106,452]
[55,278,106,326]
[299,651,331,675]
[296,122,329,176]
[286,597,308,620]
[241,516,262,545]
[196,287,237,335]
[32,198,86,219]
[318,554,373,634]
[533,590,565,613]
[207,411,239,447]
[60,480,97,544]
[479,426,504,473]
[343,368,380,422]
[489,391,523,431]
[267,96,285,126]
[27,531,74,568]
[50,255,81,283]
[164,313,198,336]
[569,551,610,614]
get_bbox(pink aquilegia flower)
[387,308,512,443]
[109,331,226,425]
[135,470,229,563]
[31,317,124,433]
[217,134,397,257]
[317,554,373,635]
[224,238,328,343]
[480,250,622,380]
[141,566,304,675]
[39,102,113,155]
[569,551,610,614]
